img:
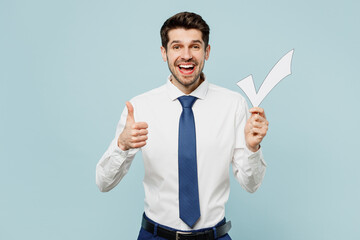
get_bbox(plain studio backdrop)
[1,0,359,239]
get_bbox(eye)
[172,45,181,50]
[192,45,200,50]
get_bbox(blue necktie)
[178,96,200,228]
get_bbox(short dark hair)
[160,12,210,50]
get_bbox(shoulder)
[130,83,167,103]
[205,83,249,118]
[207,83,247,104]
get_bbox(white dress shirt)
[96,77,267,230]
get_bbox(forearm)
[232,146,267,193]
[96,138,138,192]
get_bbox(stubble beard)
[167,57,205,88]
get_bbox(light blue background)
[1,0,359,239]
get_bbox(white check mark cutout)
[237,49,294,107]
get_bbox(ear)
[205,44,211,60]
[160,46,167,62]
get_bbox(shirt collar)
[166,74,209,101]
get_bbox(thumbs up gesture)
[117,101,149,151]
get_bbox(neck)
[171,73,205,95]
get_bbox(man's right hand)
[117,101,148,151]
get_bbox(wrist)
[118,143,128,151]
[117,136,129,151]
[247,144,260,152]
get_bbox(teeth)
[179,65,194,68]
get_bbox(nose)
[181,47,192,60]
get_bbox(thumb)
[249,107,266,119]
[125,101,135,124]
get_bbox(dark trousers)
[137,214,232,240]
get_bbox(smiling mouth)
[178,64,195,75]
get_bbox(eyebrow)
[169,40,203,45]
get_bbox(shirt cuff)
[245,145,267,167]
[112,143,138,162]
[113,144,130,158]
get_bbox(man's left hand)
[244,107,269,152]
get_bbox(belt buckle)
[176,230,192,240]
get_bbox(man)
[96,12,268,240]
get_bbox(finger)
[138,129,148,136]
[129,141,147,149]
[251,126,268,136]
[126,101,135,123]
[250,121,263,128]
[131,129,140,137]
[131,135,148,142]
[131,129,148,137]
[133,122,148,130]
[249,107,266,119]
[251,114,266,123]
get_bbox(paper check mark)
[237,49,294,107]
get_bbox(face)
[161,28,210,94]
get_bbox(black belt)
[141,216,231,240]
